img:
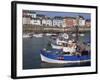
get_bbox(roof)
[78,15,85,19]
[23,10,36,14]
[86,19,91,22]
[31,17,41,20]
[64,16,76,19]
[37,14,45,17]
[23,15,31,18]
[53,16,63,19]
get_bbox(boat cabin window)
[62,43,68,47]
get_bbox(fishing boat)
[51,43,62,49]
[23,33,33,38]
[33,33,43,38]
[50,35,69,46]
[40,16,90,64]
[40,49,90,64]
[72,33,85,37]
[51,38,75,49]
[80,33,85,37]
[45,33,57,37]
[40,39,90,64]
[23,34,30,38]
[60,33,69,39]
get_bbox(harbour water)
[23,32,91,69]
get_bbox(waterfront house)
[23,10,37,25]
[37,14,46,19]
[30,18,41,26]
[23,10,36,18]
[22,15,31,24]
[85,19,91,27]
[73,18,77,26]
[63,17,76,27]
[53,16,63,27]
[42,18,47,26]
[78,16,85,27]
[46,17,53,26]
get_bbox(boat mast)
[75,16,79,43]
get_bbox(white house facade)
[53,19,63,27]
[78,16,85,27]
[46,19,52,26]
[22,15,31,24]
[79,19,85,26]
[42,19,47,26]
[53,17,63,27]
[31,18,41,25]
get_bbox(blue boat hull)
[40,49,90,63]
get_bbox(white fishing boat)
[45,33,52,36]
[72,33,85,37]
[23,34,31,38]
[72,34,76,37]
[33,33,43,38]
[51,40,76,53]
[50,33,72,50]
[56,38,68,45]
[61,33,69,39]
[45,33,57,37]
[51,43,62,49]
[80,33,85,36]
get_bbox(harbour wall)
[23,24,90,33]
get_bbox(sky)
[33,10,91,20]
